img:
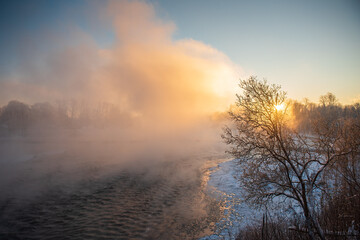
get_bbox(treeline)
[291,93,360,133]
[0,100,134,136]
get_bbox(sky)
[0,0,359,106]
[157,0,360,103]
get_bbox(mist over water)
[0,125,229,239]
[0,85,229,238]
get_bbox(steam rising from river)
[0,2,237,230]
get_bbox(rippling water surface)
[0,147,225,240]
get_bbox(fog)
[0,0,238,185]
[0,0,237,173]
[0,1,237,237]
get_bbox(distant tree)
[0,100,31,135]
[222,77,358,240]
[319,92,338,107]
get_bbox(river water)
[0,144,229,240]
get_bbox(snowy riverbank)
[200,159,261,240]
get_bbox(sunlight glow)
[274,103,285,111]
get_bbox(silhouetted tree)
[319,92,338,107]
[223,77,358,240]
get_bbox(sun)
[274,103,285,111]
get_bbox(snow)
[199,159,261,240]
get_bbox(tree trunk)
[305,214,317,240]
[311,214,326,240]
[304,206,326,240]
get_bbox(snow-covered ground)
[199,159,261,240]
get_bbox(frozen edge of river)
[199,159,261,240]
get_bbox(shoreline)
[200,159,261,240]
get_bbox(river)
[0,140,230,239]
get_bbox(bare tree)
[319,92,338,107]
[222,77,356,240]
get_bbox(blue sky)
[1,0,359,104]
